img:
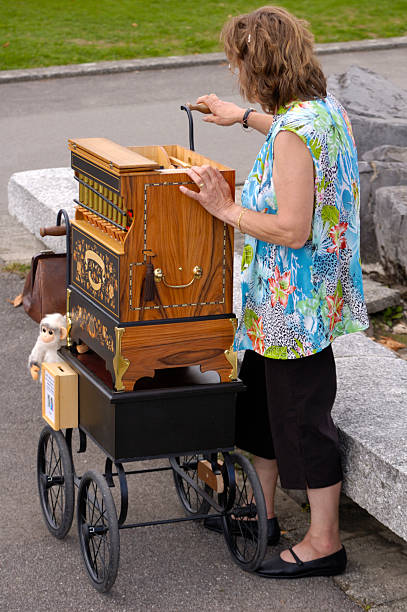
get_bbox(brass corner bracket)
[224,348,238,381]
[113,327,130,391]
[225,317,238,381]
[66,288,73,348]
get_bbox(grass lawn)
[1,1,406,71]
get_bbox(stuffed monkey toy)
[28,313,68,381]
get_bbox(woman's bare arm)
[180,131,314,249]
[195,93,274,136]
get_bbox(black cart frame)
[36,348,269,593]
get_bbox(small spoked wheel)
[172,455,212,516]
[77,470,120,593]
[37,425,74,539]
[220,452,268,571]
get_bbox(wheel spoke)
[235,474,246,510]
[49,438,58,474]
[185,483,192,507]
[44,440,50,475]
[50,453,62,478]
[98,496,105,528]
[49,488,58,523]
[173,454,213,515]
[86,488,104,523]
[47,474,62,525]
[87,485,94,524]
[90,482,98,525]
[50,485,62,524]
[93,533,109,578]
[54,482,64,518]
[89,536,99,578]
[93,533,104,565]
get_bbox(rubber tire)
[220,452,268,571]
[37,425,74,539]
[172,455,212,516]
[77,470,120,593]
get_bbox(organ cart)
[36,110,268,592]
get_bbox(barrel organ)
[67,138,237,391]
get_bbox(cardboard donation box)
[42,362,78,430]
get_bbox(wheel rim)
[220,454,267,570]
[173,455,212,515]
[38,431,67,530]
[226,465,259,564]
[78,478,113,585]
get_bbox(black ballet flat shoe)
[256,545,347,579]
[203,515,280,546]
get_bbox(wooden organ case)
[66,138,237,391]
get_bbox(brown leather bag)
[22,251,67,323]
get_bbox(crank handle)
[187,102,211,114]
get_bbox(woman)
[180,6,368,578]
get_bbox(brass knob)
[154,268,163,283]
[193,265,202,279]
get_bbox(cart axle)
[119,513,223,530]
[42,474,65,489]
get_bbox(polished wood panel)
[71,219,125,255]
[68,138,160,171]
[120,318,236,390]
[128,145,173,169]
[118,168,234,321]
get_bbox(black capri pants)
[235,344,343,490]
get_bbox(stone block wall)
[374,185,407,281]
[327,65,407,157]
[328,67,407,273]
[359,147,407,263]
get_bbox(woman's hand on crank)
[196,94,245,126]
[179,165,237,222]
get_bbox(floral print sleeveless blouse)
[233,93,369,359]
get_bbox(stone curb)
[1,36,407,85]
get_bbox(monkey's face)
[41,325,58,344]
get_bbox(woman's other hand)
[196,94,245,126]
[196,93,274,135]
[179,165,237,222]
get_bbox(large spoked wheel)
[77,470,120,593]
[220,452,268,571]
[37,425,74,539]
[172,455,213,516]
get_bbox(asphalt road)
[1,46,407,217]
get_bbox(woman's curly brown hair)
[221,5,326,112]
